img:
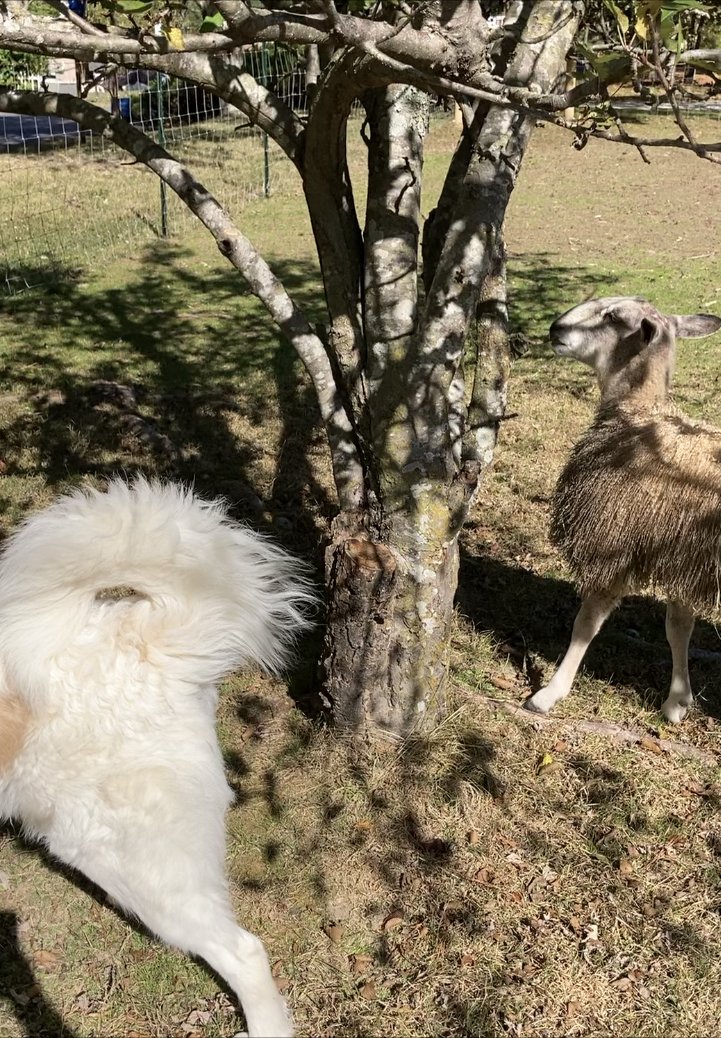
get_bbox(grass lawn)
[1,110,721,1037]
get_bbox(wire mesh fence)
[0,45,310,293]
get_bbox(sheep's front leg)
[662,600,695,723]
[525,590,621,714]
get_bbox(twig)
[459,689,718,765]
[44,0,106,37]
[583,126,721,159]
[647,15,715,162]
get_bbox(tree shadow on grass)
[3,245,715,1035]
[0,910,81,1038]
[0,245,333,554]
[0,820,259,1034]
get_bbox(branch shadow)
[0,910,81,1038]
[0,244,333,543]
[0,246,333,713]
[457,542,721,721]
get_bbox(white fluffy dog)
[0,478,315,1037]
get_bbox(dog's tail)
[0,478,316,701]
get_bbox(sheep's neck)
[599,346,673,409]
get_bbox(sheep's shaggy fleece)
[552,401,721,615]
[0,478,314,1038]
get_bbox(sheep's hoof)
[661,700,691,724]
[524,691,552,715]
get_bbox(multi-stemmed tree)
[1,0,719,735]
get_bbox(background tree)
[0,46,47,83]
[0,0,719,737]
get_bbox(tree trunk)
[321,501,459,736]
[319,3,581,737]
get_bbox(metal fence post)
[263,131,270,198]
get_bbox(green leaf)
[656,8,691,51]
[589,50,634,84]
[602,0,630,35]
[114,0,155,13]
[200,11,225,32]
[662,0,707,9]
[637,0,708,13]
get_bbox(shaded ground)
[0,114,720,1037]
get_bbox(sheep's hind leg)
[662,600,695,723]
[525,590,621,715]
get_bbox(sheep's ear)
[673,314,721,339]
[640,314,663,345]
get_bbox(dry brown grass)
[1,111,721,1036]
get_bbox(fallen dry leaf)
[473,866,496,885]
[489,675,516,691]
[34,949,61,971]
[611,976,633,992]
[461,952,475,967]
[9,987,36,1006]
[350,954,373,976]
[359,981,377,1000]
[323,922,344,944]
[382,910,405,931]
[538,761,563,777]
[619,858,634,876]
[467,829,480,846]
[639,735,664,756]
[185,1009,213,1027]
[73,993,91,1014]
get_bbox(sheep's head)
[549,296,721,404]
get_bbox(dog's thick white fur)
[0,478,315,1038]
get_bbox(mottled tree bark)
[321,3,581,735]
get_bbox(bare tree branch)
[0,20,236,58]
[678,48,721,69]
[303,51,365,407]
[43,43,307,166]
[43,0,106,36]
[0,9,600,117]
[580,126,721,158]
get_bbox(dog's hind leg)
[43,765,292,1038]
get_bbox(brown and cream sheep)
[525,296,721,722]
